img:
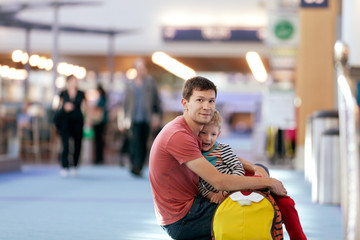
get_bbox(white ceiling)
[0,0,293,57]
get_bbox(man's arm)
[185,157,287,196]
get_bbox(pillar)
[295,0,338,169]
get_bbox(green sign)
[274,20,294,40]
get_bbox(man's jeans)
[161,196,218,240]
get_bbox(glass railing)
[334,41,360,240]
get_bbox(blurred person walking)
[92,84,107,165]
[54,75,86,177]
[123,58,162,177]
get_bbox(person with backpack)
[149,76,287,240]
[198,110,307,240]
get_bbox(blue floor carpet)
[270,169,344,240]
[0,165,343,240]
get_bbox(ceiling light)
[11,50,23,63]
[0,65,10,78]
[38,57,48,69]
[13,69,28,80]
[126,68,137,79]
[246,51,267,83]
[8,68,17,79]
[21,52,29,65]
[45,59,53,71]
[29,54,40,67]
[152,51,196,80]
[74,66,87,79]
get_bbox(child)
[198,110,307,240]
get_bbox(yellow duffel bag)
[212,191,283,240]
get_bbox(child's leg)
[245,167,307,240]
[272,194,307,240]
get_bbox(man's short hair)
[182,76,217,100]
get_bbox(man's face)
[199,124,220,152]
[182,89,216,125]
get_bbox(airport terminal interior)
[0,0,359,239]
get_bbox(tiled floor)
[0,164,343,240]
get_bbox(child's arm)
[238,156,269,177]
[199,178,226,203]
[207,191,226,204]
[198,179,212,198]
[219,144,245,176]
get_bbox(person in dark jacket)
[123,58,162,176]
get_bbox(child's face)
[199,124,221,152]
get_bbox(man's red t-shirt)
[149,116,204,225]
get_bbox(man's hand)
[268,178,287,196]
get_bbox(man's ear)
[181,98,188,110]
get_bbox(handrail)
[334,41,360,240]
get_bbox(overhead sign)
[301,0,328,8]
[162,26,263,42]
[266,13,299,47]
[274,20,294,40]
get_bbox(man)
[149,76,287,240]
[123,58,162,176]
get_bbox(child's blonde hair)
[208,110,223,128]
